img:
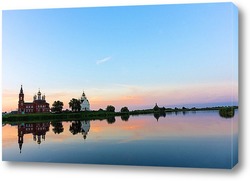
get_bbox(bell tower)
[18,85,25,114]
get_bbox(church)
[18,85,50,114]
[80,91,90,111]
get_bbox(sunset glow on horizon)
[2,81,237,112]
[2,3,238,113]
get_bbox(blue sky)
[2,2,238,111]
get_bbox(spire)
[81,91,86,102]
[20,85,23,94]
[19,142,23,154]
[37,135,41,144]
[18,127,24,154]
[153,103,159,111]
[37,88,42,100]
[19,85,24,103]
[82,90,86,97]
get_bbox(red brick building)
[18,85,50,114]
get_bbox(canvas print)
[2,2,238,169]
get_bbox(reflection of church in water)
[69,120,90,140]
[81,121,90,139]
[18,122,50,153]
[17,120,91,153]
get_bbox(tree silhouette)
[51,101,64,113]
[120,106,129,113]
[153,103,160,111]
[106,105,115,112]
[69,98,81,112]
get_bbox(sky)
[2,2,238,112]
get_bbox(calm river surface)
[2,110,238,168]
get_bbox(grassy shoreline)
[2,106,238,124]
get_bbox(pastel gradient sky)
[2,3,238,112]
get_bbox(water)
[2,110,238,169]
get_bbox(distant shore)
[2,106,238,124]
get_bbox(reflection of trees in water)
[51,122,64,134]
[106,117,116,124]
[154,111,166,121]
[121,114,130,121]
[166,112,173,115]
[219,107,235,118]
[69,121,82,135]
[69,120,91,140]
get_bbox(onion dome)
[37,89,41,96]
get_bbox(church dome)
[38,89,41,96]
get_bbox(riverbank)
[2,106,238,124]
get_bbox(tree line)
[50,99,130,114]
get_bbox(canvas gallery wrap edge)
[2,2,238,169]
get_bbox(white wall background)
[0,0,248,180]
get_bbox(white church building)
[80,91,90,111]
